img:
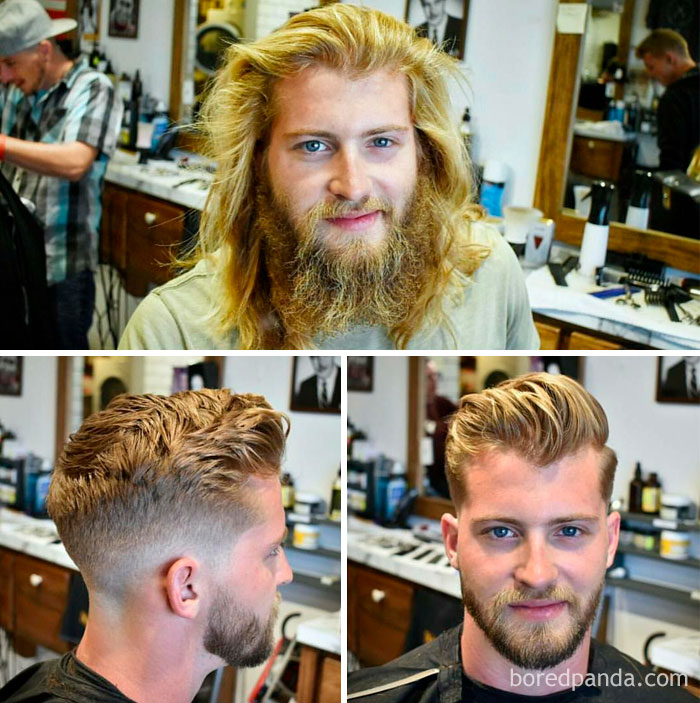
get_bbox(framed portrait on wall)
[348,356,374,392]
[80,0,100,42]
[108,0,139,39]
[290,357,341,413]
[0,358,22,396]
[405,0,470,60]
[656,357,700,404]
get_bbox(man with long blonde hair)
[0,389,293,703]
[120,4,538,350]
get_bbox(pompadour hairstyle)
[190,3,486,348]
[47,389,289,598]
[445,373,617,509]
[635,29,691,59]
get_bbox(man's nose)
[278,549,293,586]
[328,147,372,203]
[513,537,558,591]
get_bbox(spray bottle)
[578,181,615,279]
[625,170,653,230]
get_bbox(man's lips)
[325,210,381,231]
[508,600,568,620]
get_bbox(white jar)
[659,530,690,560]
[293,523,320,550]
[660,494,692,521]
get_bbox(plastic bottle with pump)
[578,180,615,279]
[479,160,507,217]
[625,170,653,230]
[385,461,407,522]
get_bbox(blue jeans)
[48,270,96,350]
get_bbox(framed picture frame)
[80,0,100,42]
[290,357,341,413]
[0,357,22,396]
[405,0,470,60]
[656,357,700,404]
[348,356,374,392]
[108,0,139,39]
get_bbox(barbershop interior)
[348,354,700,693]
[0,355,341,703]
[2,0,699,351]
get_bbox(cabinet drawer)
[0,548,14,631]
[356,608,409,666]
[570,136,624,181]
[355,568,413,629]
[14,554,71,653]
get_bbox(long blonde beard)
[258,174,447,348]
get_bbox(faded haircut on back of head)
[47,389,289,600]
[445,372,617,510]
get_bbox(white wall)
[583,355,700,502]
[222,356,341,502]
[0,357,57,463]
[94,0,175,107]
[361,0,557,207]
[347,356,409,465]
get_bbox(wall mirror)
[407,356,583,520]
[534,0,699,273]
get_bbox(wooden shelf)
[616,543,700,569]
[620,511,700,532]
[606,576,699,607]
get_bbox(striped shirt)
[0,58,122,285]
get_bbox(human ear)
[164,557,201,619]
[605,511,620,568]
[441,512,460,569]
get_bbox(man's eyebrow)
[282,125,411,140]
[271,527,289,546]
[470,515,600,528]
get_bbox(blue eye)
[372,137,393,148]
[559,526,582,538]
[301,140,326,153]
[490,526,516,539]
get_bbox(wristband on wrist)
[0,134,6,162]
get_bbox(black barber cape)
[347,625,696,703]
[0,651,136,703]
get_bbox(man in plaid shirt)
[0,0,122,349]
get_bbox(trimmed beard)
[203,588,280,668]
[460,573,603,670]
[256,172,445,347]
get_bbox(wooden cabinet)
[297,646,341,703]
[0,547,73,656]
[570,135,626,182]
[100,183,196,297]
[534,314,651,350]
[348,562,414,667]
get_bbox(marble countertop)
[0,508,77,571]
[348,517,460,599]
[296,611,340,654]
[105,152,212,211]
[526,264,700,350]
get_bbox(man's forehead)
[461,448,604,509]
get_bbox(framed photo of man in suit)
[657,356,700,403]
[405,0,470,60]
[290,357,341,413]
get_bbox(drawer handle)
[144,212,157,225]
[370,588,385,603]
[587,140,595,149]
[29,574,43,587]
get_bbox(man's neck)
[460,613,592,696]
[75,600,219,703]
[40,53,74,92]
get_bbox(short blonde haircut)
[636,29,691,59]
[193,3,486,349]
[47,389,289,598]
[445,373,617,510]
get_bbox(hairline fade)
[47,389,289,600]
[445,372,617,511]
[635,29,692,60]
